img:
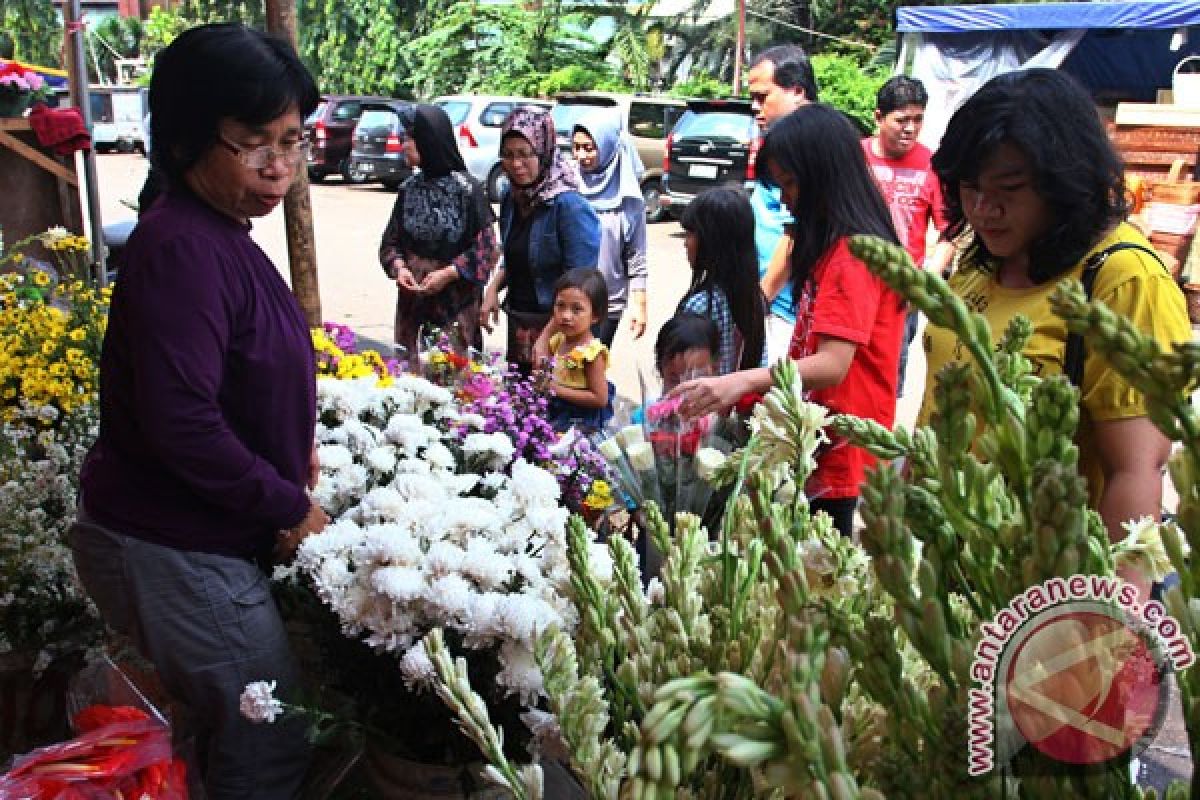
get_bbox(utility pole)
[732,0,746,95]
[263,0,322,326]
[64,0,108,286]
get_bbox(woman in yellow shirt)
[922,68,1190,542]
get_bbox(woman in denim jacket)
[481,107,600,373]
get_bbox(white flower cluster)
[292,377,593,705]
[239,680,284,724]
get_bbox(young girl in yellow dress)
[544,268,614,431]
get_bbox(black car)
[661,99,759,217]
[305,94,390,183]
[345,100,416,190]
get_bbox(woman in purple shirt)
[69,24,324,798]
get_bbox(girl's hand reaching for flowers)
[669,372,747,420]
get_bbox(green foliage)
[669,74,730,99]
[87,16,144,84]
[299,0,404,95]
[0,0,63,68]
[538,65,628,97]
[812,52,886,134]
[402,0,594,99]
[141,6,189,60]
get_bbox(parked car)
[305,94,390,183]
[345,100,416,190]
[434,94,552,202]
[552,92,686,222]
[661,99,759,218]
[87,86,147,153]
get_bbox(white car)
[434,94,551,202]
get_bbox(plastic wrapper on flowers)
[0,657,187,799]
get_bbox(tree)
[87,15,144,84]
[0,0,63,67]
[298,0,405,95]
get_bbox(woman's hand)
[420,265,457,294]
[480,287,500,333]
[275,498,330,562]
[669,372,747,419]
[628,291,647,339]
[394,260,420,294]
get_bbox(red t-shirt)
[861,139,946,266]
[788,237,905,499]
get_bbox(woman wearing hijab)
[379,104,500,356]
[571,108,649,346]
[480,107,600,372]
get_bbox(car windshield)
[552,102,615,137]
[437,100,471,126]
[357,109,398,131]
[673,111,756,142]
[305,102,326,126]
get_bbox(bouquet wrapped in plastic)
[0,658,187,799]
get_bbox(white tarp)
[908,29,1085,149]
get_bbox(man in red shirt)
[861,76,955,396]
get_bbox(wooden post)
[732,0,745,94]
[262,0,322,326]
[64,0,109,286]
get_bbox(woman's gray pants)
[69,517,310,799]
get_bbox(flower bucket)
[363,744,512,799]
[0,92,32,118]
[0,651,78,762]
[1173,55,1200,107]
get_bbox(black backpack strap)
[1063,242,1165,388]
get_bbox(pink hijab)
[501,107,581,208]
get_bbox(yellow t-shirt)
[919,222,1190,505]
[549,333,609,390]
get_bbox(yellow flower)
[32,271,50,287]
[584,479,614,510]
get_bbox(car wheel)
[308,168,326,183]
[341,159,369,185]
[643,178,667,223]
[487,163,509,204]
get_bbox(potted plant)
[0,62,49,118]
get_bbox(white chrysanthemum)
[509,459,560,507]
[399,638,436,690]
[424,573,474,622]
[424,441,456,472]
[480,471,507,491]
[463,432,516,470]
[496,641,544,704]
[354,523,423,565]
[460,537,511,590]
[526,506,569,538]
[317,444,353,470]
[458,412,488,430]
[394,457,432,475]
[372,565,426,605]
[386,414,433,454]
[358,486,408,520]
[390,473,447,504]
[497,592,560,645]
[425,541,467,575]
[465,591,506,644]
[587,542,615,583]
[365,446,397,476]
[695,447,727,482]
[339,417,379,455]
[239,680,284,724]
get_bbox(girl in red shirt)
[671,103,904,537]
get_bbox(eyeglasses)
[218,134,309,170]
[499,149,538,162]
